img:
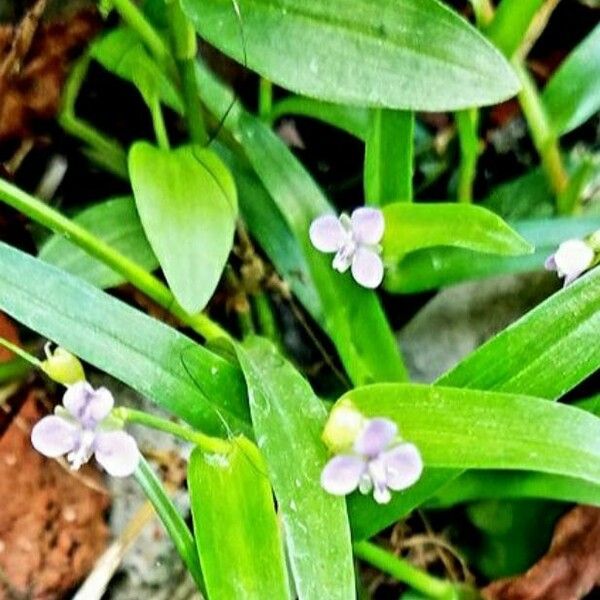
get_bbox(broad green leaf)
[182,0,520,110]
[188,437,290,599]
[438,266,600,398]
[344,382,600,484]
[129,143,237,314]
[381,203,533,265]
[543,23,600,135]
[270,97,370,140]
[385,215,600,293]
[90,27,184,113]
[364,110,414,205]
[235,337,355,600]
[39,196,158,289]
[484,0,544,58]
[0,241,250,435]
[135,457,204,590]
[349,268,600,538]
[237,113,407,384]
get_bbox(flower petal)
[351,247,384,289]
[351,208,384,245]
[320,455,366,496]
[544,254,557,271]
[554,239,594,280]
[354,418,398,457]
[373,483,392,504]
[31,415,78,458]
[309,215,346,253]
[94,431,139,477]
[332,249,353,273]
[381,443,423,491]
[63,382,114,427]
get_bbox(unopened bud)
[322,400,366,454]
[41,344,85,385]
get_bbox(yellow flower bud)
[41,344,85,385]
[322,400,366,454]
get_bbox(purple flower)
[31,381,139,477]
[321,417,423,504]
[309,207,385,289]
[545,239,594,286]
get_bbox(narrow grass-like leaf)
[188,437,290,599]
[0,241,249,435]
[385,215,600,293]
[129,143,237,314]
[238,113,407,384]
[382,203,533,264]
[543,23,600,135]
[235,336,355,600]
[39,196,158,289]
[182,0,520,110]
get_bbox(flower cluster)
[309,207,385,289]
[321,410,423,504]
[545,238,596,286]
[31,381,139,477]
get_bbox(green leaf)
[188,437,290,599]
[182,0,520,110]
[364,110,414,205]
[344,382,600,484]
[129,143,237,314]
[384,215,600,293]
[484,0,543,58]
[135,457,204,590]
[235,337,355,600]
[0,241,249,435]
[349,268,600,539]
[381,202,533,265]
[543,23,600,135]
[38,196,158,289]
[90,27,183,113]
[270,96,370,140]
[237,113,407,384]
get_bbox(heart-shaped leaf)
[129,143,237,314]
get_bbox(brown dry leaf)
[0,6,100,141]
[483,505,600,600]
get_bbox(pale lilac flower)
[309,207,385,289]
[545,238,595,286]
[31,381,139,477]
[321,417,423,504]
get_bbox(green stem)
[259,79,273,119]
[514,61,569,211]
[253,292,280,346]
[0,178,229,342]
[469,0,494,27]
[110,0,174,72]
[150,95,170,150]
[135,457,205,592]
[166,0,209,145]
[353,541,460,599]
[59,56,128,179]
[455,109,480,203]
[0,337,42,368]
[364,109,414,205]
[116,407,231,454]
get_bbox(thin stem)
[469,0,494,27]
[455,109,480,203]
[253,292,280,346]
[0,179,230,341]
[166,0,209,145]
[150,95,170,150]
[110,0,174,72]
[514,61,569,210]
[59,56,128,178]
[0,337,42,368]
[116,407,231,454]
[259,79,273,119]
[516,0,562,61]
[353,541,460,599]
